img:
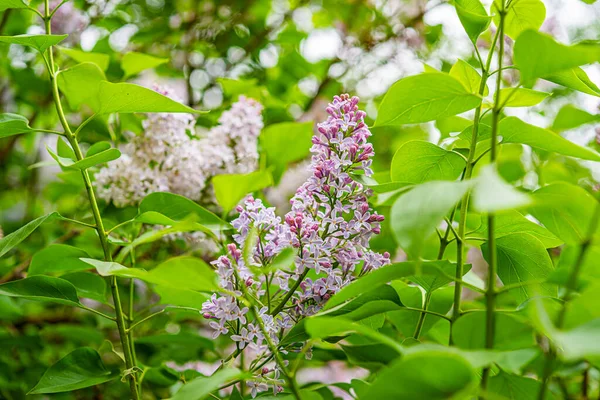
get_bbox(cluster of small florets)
[95,88,263,207]
[202,94,389,397]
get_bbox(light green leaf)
[47,145,120,170]
[29,244,91,276]
[554,318,600,361]
[409,261,468,293]
[544,67,600,97]
[155,285,209,309]
[0,34,67,53]
[435,116,472,138]
[81,258,217,292]
[514,30,600,86]
[172,368,247,400]
[57,62,106,109]
[552,105,600,132]
[455,0,491,43]
[0,113,34,138]
[470,210,562,249]
[213,170,273,213]
[59,47,110,71]
[529,182,597,244]
[29,348,114,394]
[138,192,229,231]
[0,0,29,12]
[493,0,545,40]
[305,316,404,355]
[472,165,531,213]
[375,73,482,126]
[449,59,488,95]
[482,233,556,303]
[86,141,111,157]
[498,116,600,161]
[453,311,536,350]
[391,180,472,256]
[260,121,313,182]
[361,349,477,400]
[0,212,60,258]
[122,51,168,78]
[95,81,201,114]
[390,141,465,183]
[498,88,550,107]
[0,276,81,307]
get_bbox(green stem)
[481,1,506,392]
[270,269,309,316]
[42,3,140,398]
[413,292,432,339]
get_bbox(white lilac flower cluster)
[202,94,390,397]
[95,88,263,207]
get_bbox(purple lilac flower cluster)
[202,94,389,397]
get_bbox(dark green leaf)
[452,312,536,350]
[0,276,81,307]
[260,121,313,182]
[29,347,114,394]
[29,244,91,275]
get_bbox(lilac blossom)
[202,94,389,397]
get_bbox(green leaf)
[95,81,201,114]
[260,121,313,182]
[435,116,472,138]
[29,347,114,394]
[449,59,488,95]
[454,0,491,43]
[213,170,273,213]
[0,113,34,138]
[390,141,465,183]
[361,349,477,400]
[87,141,112,157]
[552,105,600,132]
[452,311,536,350]
[171,368,247,400]
[81,258,217,292]
[482,233,555,303]
[470,210,562,248]
[57,62,106,109]
[494,0,545,40]
[155,285,209,309]
[138,192,229,231]
[544,67,600,97]
[0,276,81,307]
[514,30,600,86]
[498,117,600,161]
[555,318,600,361]
[61,272,108,304]
[305,316,404,355]
[391,180,471,256]
[29,244,91,276]
[0,34,67,53]
[47,145,120,170]
[529,182,597,244]
[489,371,541,400]
[121,51,168,78]
[0,212,59,258]
[150,257,218,292]
[325,261,460,310]
[375,73,482,126]
[59,47,110,71]
[409,261,469,293]
[471,165,531,213]
[498,88,550,107]
[0,0,29,12]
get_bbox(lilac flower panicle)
[95,88,263,208]
[202,94,389,397]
